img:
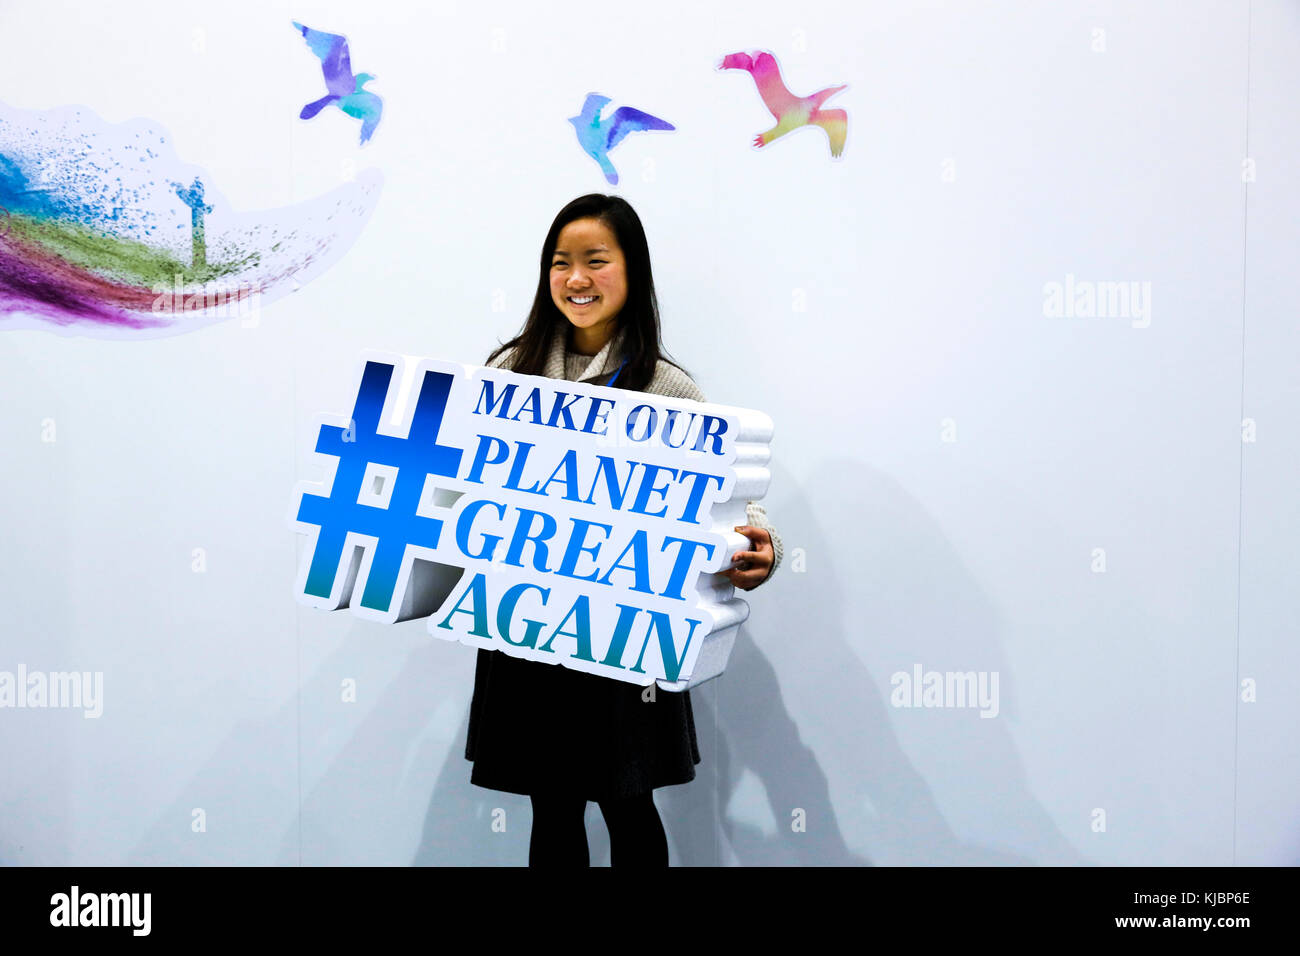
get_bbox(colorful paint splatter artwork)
[0,101,382,339]
[716,50,848,158]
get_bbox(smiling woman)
[470,193,783,868]
[550,217,629,355]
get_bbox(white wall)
[0,0,1294,865]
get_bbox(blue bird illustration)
[291,21,384,145]
[567,93,674,184]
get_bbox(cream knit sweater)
[487,324,783,585]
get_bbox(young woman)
[464,193,783,866]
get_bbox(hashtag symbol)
[294,359,463,615]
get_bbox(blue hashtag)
[296,361,463,612]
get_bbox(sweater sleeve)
[745,501,783,585]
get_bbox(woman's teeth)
[569,295,597,305]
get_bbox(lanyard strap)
[605,356,629,388]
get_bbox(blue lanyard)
[606,357,628,388]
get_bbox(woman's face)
[549,217,628,348]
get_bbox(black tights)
[528,791,668,867]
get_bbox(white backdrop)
[1,0,1295,865]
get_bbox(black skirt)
[464,648,701,800]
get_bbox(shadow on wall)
[697,455,1085,865]
[412,456,1084,865]
[124,458,1083,865]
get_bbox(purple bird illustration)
[567,93,674,184]
[292,21,384,145]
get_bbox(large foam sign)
[288,352,774,690]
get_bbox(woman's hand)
[717,525,774,591]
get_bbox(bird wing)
[292,21,354,97]
[299,94,339,120]
[604,107,675,151]
[579,93,612,124]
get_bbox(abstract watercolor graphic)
[567,93,674,185]
[292,21,383,146]
[0,101,382,339]
[717,50,848,158]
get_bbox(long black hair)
[486,193,688,393]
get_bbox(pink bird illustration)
[716,50,848,158]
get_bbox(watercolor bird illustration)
[567,93,675,184]
[716,50,848,158]
[291,21,384,145]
